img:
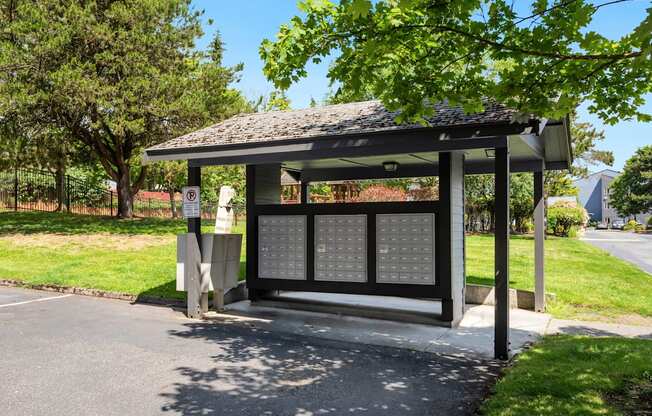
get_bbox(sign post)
[182,184,204,317]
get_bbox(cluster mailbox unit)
[144,100,572,359]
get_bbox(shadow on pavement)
[162,321,503,415]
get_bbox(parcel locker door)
[376,213,435,285]
[314,214,367,282]
[258,215,307,280]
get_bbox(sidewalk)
[208,297,552,358]
[547,318,652,339]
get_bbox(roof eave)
[143,120,535,165]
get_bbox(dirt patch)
[0,233,174,251]
[604,372,652,416]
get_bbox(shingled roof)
[147,99,518,152]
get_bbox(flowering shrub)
[352,185,407,202]
[547,201,588,237]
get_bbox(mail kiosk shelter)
[143,100,572,359]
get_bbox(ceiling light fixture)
[383,161,399,172]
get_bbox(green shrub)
[567,225,580,238]
[547,201,588,237]
[623,219,638,231]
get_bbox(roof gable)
[588,169,620,178]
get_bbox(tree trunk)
[55,167,65,212]
[169,188,177,218]
[116,168,134,218]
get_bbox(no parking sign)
[182,186,200,218]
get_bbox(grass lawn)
[0,211,246,301]
[466,233,652,322]
[0,211,650,321]
[481,335,652,416]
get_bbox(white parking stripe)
[0,294,73,308]
[581,238,644,242]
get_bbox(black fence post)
[14,166,18,211]
[66,175,71,213]
[110,191,114,217]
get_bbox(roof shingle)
[147,100,517,152]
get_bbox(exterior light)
[383,161,399,172]
[485,149,496,159]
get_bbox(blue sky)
[192,0,651,171]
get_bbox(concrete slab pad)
[209,294,552,358]
[277,291,443,314]
[256,291,446,326]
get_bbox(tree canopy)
[261,0,652,124]
[1,0,248,217]
[609,145,652,218]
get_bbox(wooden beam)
[300,182,309,204]
[299,157,565,182]
[186,164,204,318]
[146,122,531,163]
[534,166,545,312]
[178,135,510,167]
[438,153,453,322]
[245,165,257,301]
[494,146,510,360]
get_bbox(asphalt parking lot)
[582,229,652,274]
[0,287,500,415]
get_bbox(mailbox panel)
[258,215,307,280]
[376,213,436,285]
[314,214,367,282]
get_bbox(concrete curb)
[0,279,249,309]
[1,279,548,312]
[0,279,185,307]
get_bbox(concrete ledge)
[253,292,455,327]
[465,284,556,310]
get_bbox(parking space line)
[581,238,644,242]
[0,294,73,308]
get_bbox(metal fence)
[0,168,242,219]
[0,168,118,215]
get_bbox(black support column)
[300,181,309,204]
[187,165,202,241]
[534,163,545,312]
[246,164,282,301]
[439,152,465,326]
[494,146,510,360]
[245,165,257,300]
[186,164,204,317]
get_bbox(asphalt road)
[582,229,652,274]
[0,287,500,416]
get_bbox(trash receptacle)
[177,233,242,310]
